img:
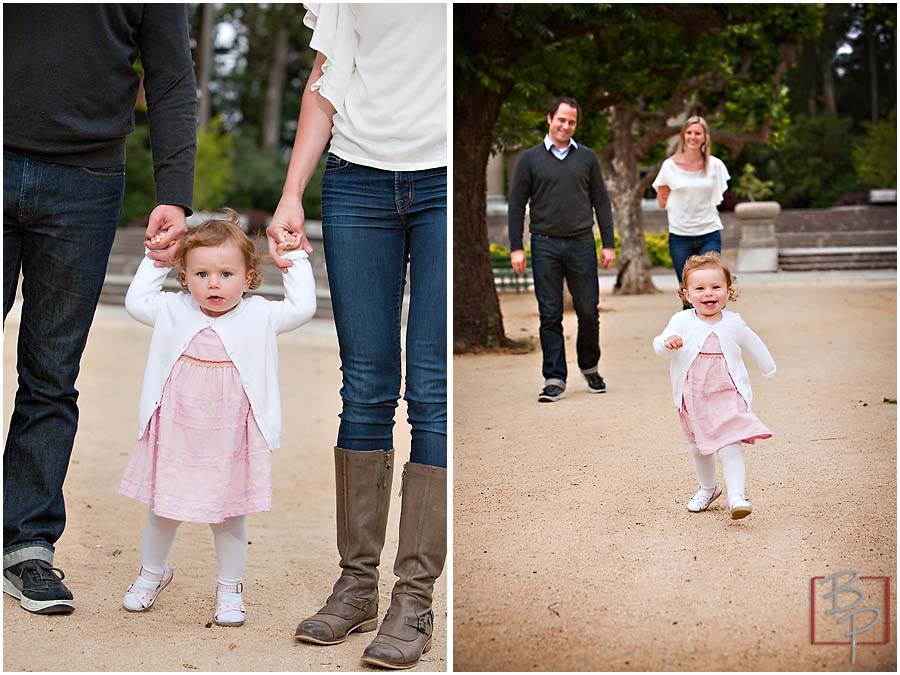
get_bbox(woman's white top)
[124,250,317,450]
[303,3,447,171]
[652,156,730,236]
[653,309,776,410]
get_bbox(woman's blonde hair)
[176,208,263,291]
[676,115,711,174]
[679,251,739,302]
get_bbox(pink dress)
[119,328,272,522]
[678,333,772,455]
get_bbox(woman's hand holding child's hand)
[275,231,302,256]
[664,335,683,350]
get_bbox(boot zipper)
[379,450,391,489]
[398,466,406,497]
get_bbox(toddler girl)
[118,210,316,625]
[652,252,775,519]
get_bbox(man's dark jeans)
[530,233,601,387]
[3,150,124,568]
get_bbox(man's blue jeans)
[3,150,124,568]
[530,233,601,387]
[321,155,446,468]
[668,230,722,283]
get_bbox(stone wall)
[487,204,897,250]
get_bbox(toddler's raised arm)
[124,252,174,327]
[271,250,317,333]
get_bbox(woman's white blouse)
[304,3,447,171]
[652,156,730,236]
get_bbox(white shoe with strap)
[215,581,246,627]
[687,484,722,512]
[123,566,173,612]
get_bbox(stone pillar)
[486,152,505,204]
[486,152,513,246]
[735,201,780,272]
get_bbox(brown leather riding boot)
[295,447,393,645]
[361,462,447,669]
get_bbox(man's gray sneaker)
[3,559,75,614]
[586,373,606,394]
[538,384,565,402]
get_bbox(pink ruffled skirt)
[120,330,271,523]
[678,334,772,455]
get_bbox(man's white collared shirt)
[544,134,578,160]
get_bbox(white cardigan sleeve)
[734,313,776,377]
[124,254,176,327]
[269,250,317,334]
[653,312,683,357]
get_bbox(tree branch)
[709,120,772,157]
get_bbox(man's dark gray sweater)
[3,4,197,213]
[508,143,614,251]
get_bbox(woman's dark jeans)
[668,230,722,283]
[3,150,124,566]
[322,155,446,468]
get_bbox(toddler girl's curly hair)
[679,251,739,302]
[175,208,264,291]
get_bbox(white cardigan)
[653,309,776,410]
[124,250,317,449]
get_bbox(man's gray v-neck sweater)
[507,143,614,251]
[4,5,196,213]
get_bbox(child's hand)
[275,230,302,256]
[664,335,683,350]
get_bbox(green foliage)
[769,114,862,207]
[853,109,897,188]
[644,231,673,268]
[732,164,774,202]
[223,130,325,219]
[194,118,234,211]
[611,231,672,268]
[213,4,313,146]
[122,124,156,225]
[227,129,286,210]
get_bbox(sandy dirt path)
[454,276,896,671]
[3,305,446,672]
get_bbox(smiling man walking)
[508,96,616,403]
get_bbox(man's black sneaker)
[538,384,566,402]
[3,559,75,614]
[586,373,607,394]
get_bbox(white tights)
[139,512,247,585]
[689,442,746,500]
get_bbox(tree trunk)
[262,25,289,151]
[196,4,215,130]
[822,59,837,115]
[807,77,818,118]
[867,21,879,123]
[453,93,511,352]
[604,108,658,295]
